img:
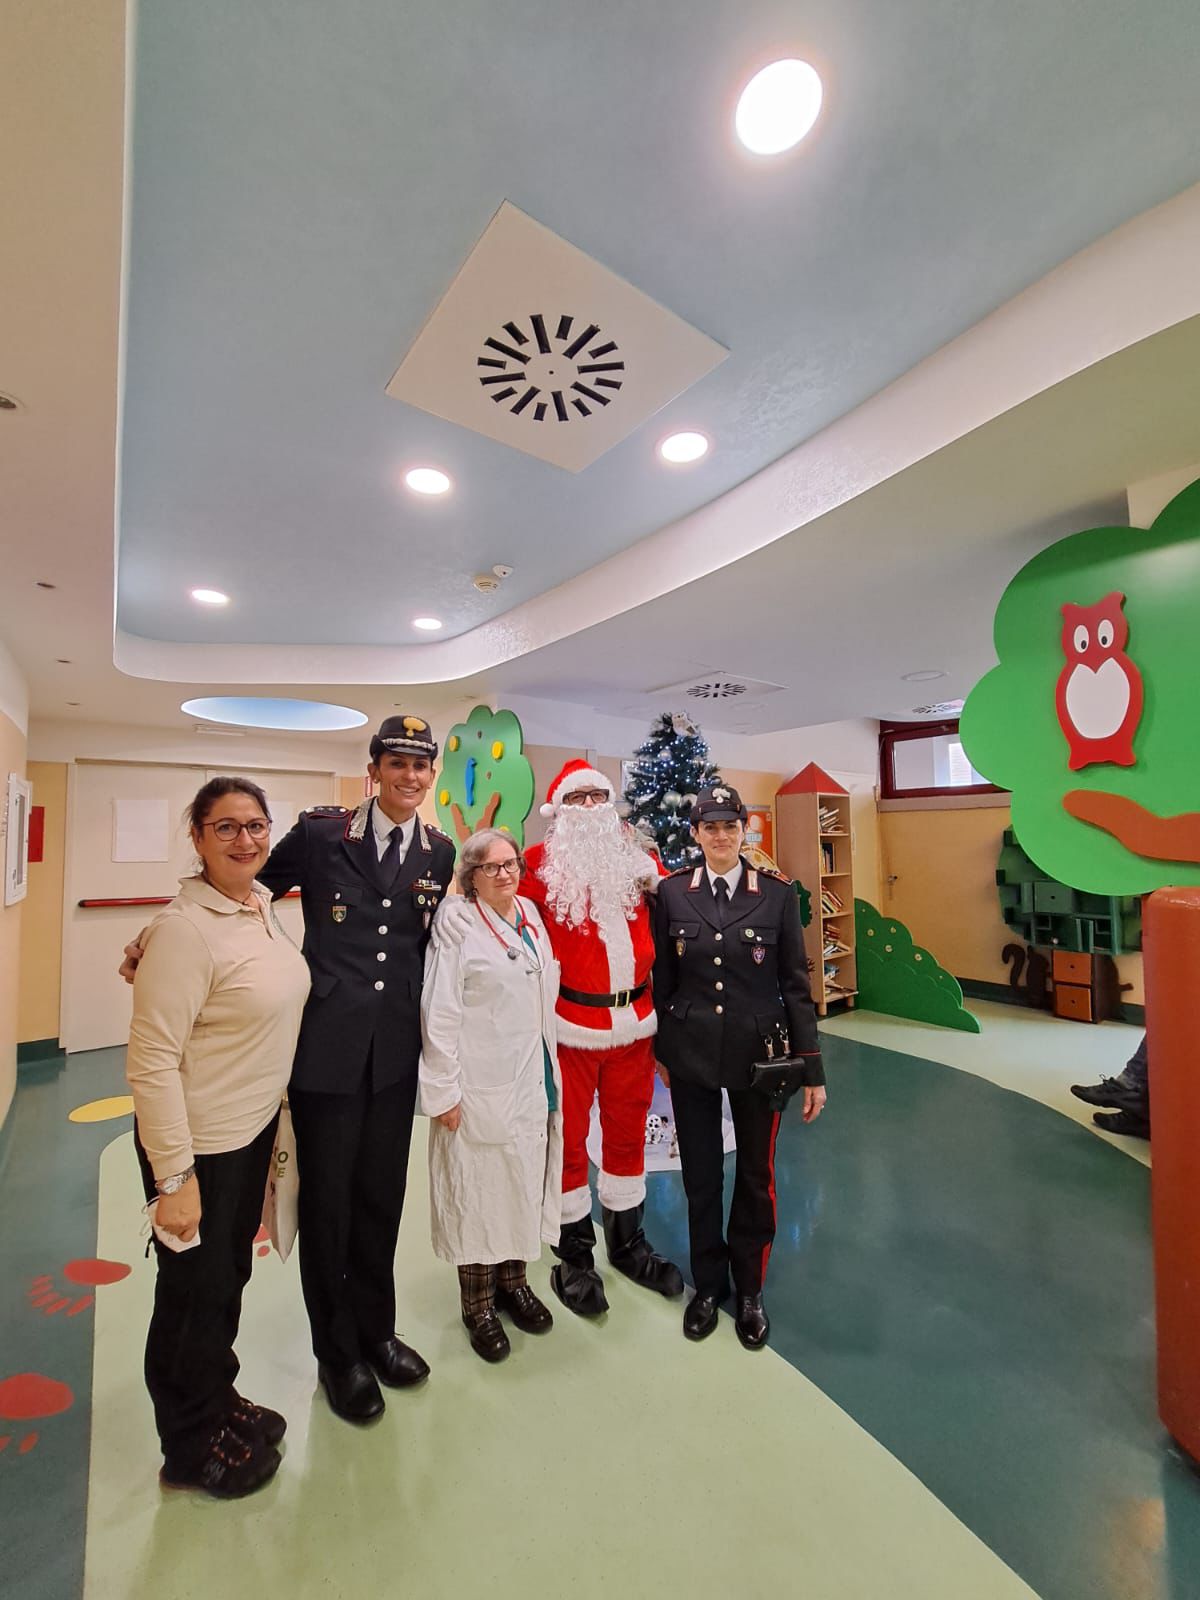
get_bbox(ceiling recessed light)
[35,580,56,590]
[181,696,369,732]
[0,393,22,412]
[659,431,710,465]
[901,669,948,683]
[735,59,823,155]
[190,588,230,606]
[56,658,71,664]
[66,701,80,707]
[405,467,451,496]
[413,617,444,631]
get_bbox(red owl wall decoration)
[1055,592,1143,771]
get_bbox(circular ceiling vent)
[686,681,749,700]
[477,315,624,421]
[911,699,964,716]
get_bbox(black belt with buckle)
[559,982,648,1010]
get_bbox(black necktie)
[378,824,403,887]
[714,877,729,921]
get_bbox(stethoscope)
[474,898,545,976]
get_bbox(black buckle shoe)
[735,1294,770,1350]
[228,1393,287,1447]
[602,1204,686,1299]
[318,1361,385,1424]
[160,1423,281,1499]
[495,1283,554,1334]
[365,1336,431,1389]
[1093,1109,1151,1141]
[462,1308,511,1363]
[683,1294,720,1341]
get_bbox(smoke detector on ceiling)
[472,572,501,593]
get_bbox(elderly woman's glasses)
[201,818,271,841]
[477,859,522,878]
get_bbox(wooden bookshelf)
[775,788,858,1019]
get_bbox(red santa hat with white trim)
[539,758,616,818]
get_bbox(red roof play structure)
[776,762,848,796]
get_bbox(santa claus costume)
[519,761,684,1315]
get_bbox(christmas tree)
[622,711,720,870]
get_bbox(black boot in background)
[602,1203,685,1298]
[549,1215,609,1317]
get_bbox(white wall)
[0,639,29,735]
[29,718,364,776]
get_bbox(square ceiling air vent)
[386,202,728,473]
[650,674,786,703]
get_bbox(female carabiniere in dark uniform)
[652,784,826,1349]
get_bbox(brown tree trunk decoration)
[1063,791,1200,864]
[449,792,502,842]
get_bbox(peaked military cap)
[689,783,748,825]
[369,713,438,763]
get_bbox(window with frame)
[879,719,1005,801]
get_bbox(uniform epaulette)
[303,805,349,817]
[760,866,790,882]
[426,823,452,841]
[667,864,695,877]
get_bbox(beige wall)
[880,801,1144,1002]
[17,761,66,1044]
[0,710,27,1124]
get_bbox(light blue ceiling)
[117,0,1200,649]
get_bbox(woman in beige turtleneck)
[126,776,309,1500]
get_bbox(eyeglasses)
[562,790,610,807]
[201,819,271,841]
[477,859,522,878]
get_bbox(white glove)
[430,894,476,949]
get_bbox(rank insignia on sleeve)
[332,906,347,924]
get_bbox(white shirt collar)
[372,800,416,851]
[705,860,744,897]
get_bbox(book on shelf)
[818,804,842,831]
[821,842,835,873]
[820,886,845,915]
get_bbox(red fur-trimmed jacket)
[520,841,663,1052]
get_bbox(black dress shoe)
[228,1393,287,1447]
[1070,1076,1145,1110]
[462,1309,511,1363]
[318,1361,385,1424]
[495,1283,554,1334]
[683,1294,720,1341]
[735,1294,770,1350]
[365,1336,431,1388]
[1093,1109,1151,1141]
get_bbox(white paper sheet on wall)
[112,798,170,863]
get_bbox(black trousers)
[134,1113,278,1470]
[670,1078,783,1299]
[289,1060,418,1367]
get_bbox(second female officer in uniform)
[653,784,826,1349]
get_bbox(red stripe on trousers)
[759,1111,782,1287]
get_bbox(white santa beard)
[539,806,654,932]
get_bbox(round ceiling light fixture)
[901,669,948,683]
[0,392,22,412]
[181,696,369,732]
[735,59,823,155]
[413,616,443,631]
[405,467,451,496]
[659,431,710,465]
[190,587,230,606]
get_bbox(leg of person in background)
[1071,1033,1151,1139]
[550,1045,608,1316]
[458,1263,509,1362]
[669,1076,728,1341]
[135,1118,282,1497]
[495,1258,553,1334]
[724,1089,782,1351]
[597,1038,685,1298]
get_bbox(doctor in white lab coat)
[419,828,564,1364]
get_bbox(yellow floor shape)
[86,1128,1041,1600]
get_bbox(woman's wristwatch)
[155,1164,196,1195]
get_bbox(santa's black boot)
[602,1204,685,1298]
[549,1216,609,1317]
